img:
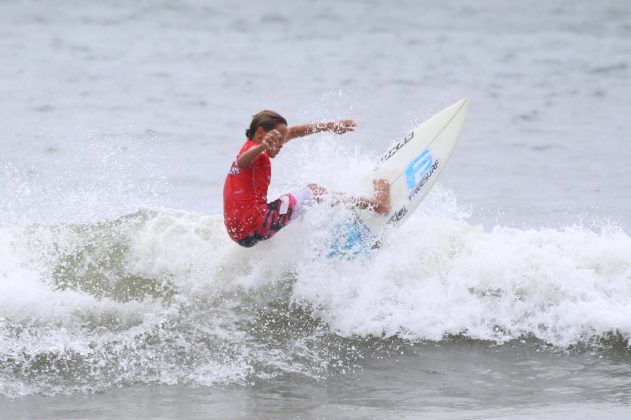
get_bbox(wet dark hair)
[245,110,287,139]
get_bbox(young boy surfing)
[223,110,390,247]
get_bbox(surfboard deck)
[329,98,469,258]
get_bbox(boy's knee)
[307,183,327,202]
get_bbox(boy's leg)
[310,180,390,215]
[236,186,314,247]
[290,186,315,216]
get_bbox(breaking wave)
[1,189,630,397]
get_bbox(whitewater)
[2,186,630,399]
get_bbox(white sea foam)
[291,189,631,346]
[1,188,630,397]
[3,192,629,340]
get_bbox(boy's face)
[267,124,288,158]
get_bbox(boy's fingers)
[270,130,283,142]
[333,120,357,133]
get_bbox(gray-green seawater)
[2,0,631,418]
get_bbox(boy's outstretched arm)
[285,120,357,141]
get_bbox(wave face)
[1,190,630,397]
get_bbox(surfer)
[223,110,390,247]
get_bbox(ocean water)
[1,0,631,418]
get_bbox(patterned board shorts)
[237,186,312,248]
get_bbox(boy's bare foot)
[372,179,390,215]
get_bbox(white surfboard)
[328,98,469,257]
[360,97,470,235]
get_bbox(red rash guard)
[223,140,271,241]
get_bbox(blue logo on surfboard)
[405,149,432,189]
[405,149,440,200]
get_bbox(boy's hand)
[261,129,285,158]
[329,120,357,134]
[262,129,284,150]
